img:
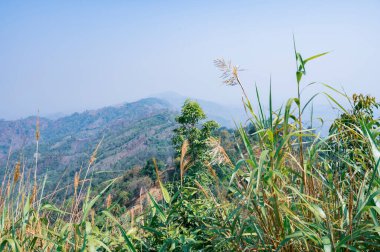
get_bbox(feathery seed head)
[74,172,79,192]
[35,116,40,141]
[91,209,95,226]
[106,194,112,208]
[214,58,242,86]
[6,181,10,197]
[30,184,37,204]
[89,151,97,165]
[13,161,21,183]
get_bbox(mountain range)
[0,94,243,193]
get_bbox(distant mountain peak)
[154,92,247,128]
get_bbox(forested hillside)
[0,98,177,193]
[0,96,239,199]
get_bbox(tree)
[172,99,219,172]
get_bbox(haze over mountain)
[0,95,242,194]
[156,92,247,127]
[0,98,173,190]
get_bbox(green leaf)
[301,93,319,115]
[153,158,171,204]
[82,180,115,223]
[322,236,332,252]
[102,210,136,252]
[296,71,303,84]
[304,52,329,64]
[276,231,304,252]
[0,238,20,252]
[323,92,349,114]
[148,193,167,222]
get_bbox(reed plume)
[74,172,79,194]
[13,161,21,183]
[106,194,112,208]
[180,140,189,186]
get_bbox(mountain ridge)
[0,98,176,194]
[0,95,239,196]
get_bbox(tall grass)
[0,135,136,251]
[210,47,380,251]
[1,45,380,251]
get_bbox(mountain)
[0,95,243,197]
[0,98,177,192]
[156,92,247,128]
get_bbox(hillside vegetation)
[0,98,177,197]
[1,47,380,251]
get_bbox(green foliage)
[140,158,165,181]
[328,94,380,175]
[2,45,380,251]
[101,166,154,211]
[175,99,206,125]
[141,174,232,250]
[172,99,219,170]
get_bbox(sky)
[0,0,379,120]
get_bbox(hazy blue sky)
[0,1,379,119]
